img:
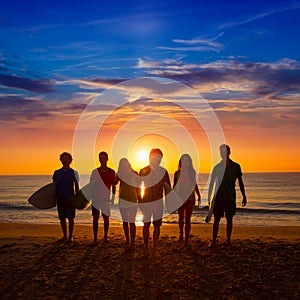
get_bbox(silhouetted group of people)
[53,144,247,253]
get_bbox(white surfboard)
[28,182,57,209]
[164,182,184,214]
[205,178,218,223]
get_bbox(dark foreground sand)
[1,223,300,299]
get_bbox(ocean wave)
[194,206,300,215]
[0,203,40,211]
[1,202,300,216]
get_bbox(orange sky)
[1,124,299,175]
[1,109,299,175]
[1,78,299,175]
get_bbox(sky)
[0,0,300,175]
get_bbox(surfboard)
[71,182,94,210]
[205,178,218,223]
[28,182,57,209]
[164,182,184,214]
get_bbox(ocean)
[0,173,299,227]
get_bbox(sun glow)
[135,212,144,227]
[125,133,181,172]
[137,150,148,162]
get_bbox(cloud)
[136,58,300,99]
[158,45,220,52]
[0,95,86,129]
[74,78,125,89]
[218,3,300,30]
[0,74,56,93]
[158,33,224,53]
[275,109,300,121]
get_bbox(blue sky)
[1,1,299,81]
[0,0,300,173]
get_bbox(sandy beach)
[1,223,300,299]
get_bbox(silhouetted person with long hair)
[53,152,79,242]
[90,151,116,245]
[173,154,201,244]
[114,158,140,249]
[208,144,247,247]
[139,148,171,256]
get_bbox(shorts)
[119,205,138,223]
[139,200,163,226]
[57,198,75,219]
[92,201,110,217]
[213,200,236,219]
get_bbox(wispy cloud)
[219,3,300,30]
[158,33,224,52]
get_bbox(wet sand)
[1,223,300,299]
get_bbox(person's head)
[149,148,163,167]
[178,154,193,171]
[220,144,230,160]
[117,158,131,174]
[99,151,109,166]
[59,152,73,167]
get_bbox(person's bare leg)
[185,202,194,244]
[210,217,220,247]
[60,218,67,240]
[103,214,109,241]
[143,223,150,256]
[185,218,191,244]
[68,218,74,242]
[93,215,99,244]
[123,222,129,245]
[129,223,136,248]
[178,206,184,240]
[226,217,233,246]
[153,225,160,256]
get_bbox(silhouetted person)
[90,151,116,244]
[53,152,79,242]
[139,148,171,256]
[114,158,140,249]
[173,154,201,244]
[208,144,247,247]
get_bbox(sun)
[137,150,148,161]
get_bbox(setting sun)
[137,150,148,162]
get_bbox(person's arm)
[195,183,201,205]
[137,170,142,202]
[163,171,172,196]
[173,171,178,188]
[114,174,120,186]
[74,171,79,193]
[207,172,215,206]
[238,176,247,207]
[75,181,79,194]
[110,173,116,205]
